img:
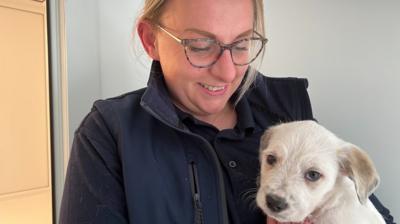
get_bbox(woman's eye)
[233,46,248,51]
[266,155,277,165]
[305,170,321,182]
[189,46,211,52]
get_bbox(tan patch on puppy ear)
[259,129,272,152]
[338,145,380,204]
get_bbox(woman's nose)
[209,49,236,83]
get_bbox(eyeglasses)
[157,25,268,68]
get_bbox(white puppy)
[256,120,385,224]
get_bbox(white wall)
[98,0,150,98]
[66,0,150,144]
[65,0,399,220]
[65,0,102,146]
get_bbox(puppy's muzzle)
[266,194,289,213]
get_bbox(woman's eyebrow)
[235,29,254,39]
[183,28,253,40]
[183,28,216,38]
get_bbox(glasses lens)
[183,37,265,68]
[231,38,264,66]
[184,39,220,67]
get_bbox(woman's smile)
[198,83,228,96]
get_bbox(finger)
[267,217,278,224]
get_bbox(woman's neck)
[194,104,237,131]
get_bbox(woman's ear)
[137,20,160,60]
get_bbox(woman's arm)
[59,109,128,224]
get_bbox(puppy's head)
[256,120,380,222]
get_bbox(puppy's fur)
[256,120,385,224]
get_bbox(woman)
[59,0,394,223]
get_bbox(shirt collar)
[141,60,256,134]
[234,96,256,135]
[175,93,256,135]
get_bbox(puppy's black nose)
[266,194,288,213]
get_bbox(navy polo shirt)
[175,97,280,224]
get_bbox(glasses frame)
[157,25,268,68]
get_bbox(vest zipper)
[141,104,229,224]
[189,162,204,224]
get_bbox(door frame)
[47,0,69,222]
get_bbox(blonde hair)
[138,0,266,103]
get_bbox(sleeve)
[369,194,396,224]
[59,107,128,224]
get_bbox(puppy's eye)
[266,155,277,165]
[305,170,321,182]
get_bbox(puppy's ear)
[338,145,380,204]
[259,129,272,151]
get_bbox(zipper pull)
[194,193,204,224]
[189,162,204,224]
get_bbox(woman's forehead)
[161,0,254,41]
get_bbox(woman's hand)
[267,217,313,224]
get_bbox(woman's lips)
[198,83,227,96]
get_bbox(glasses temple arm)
[157,25,183,44]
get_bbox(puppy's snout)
[266,194,288,213]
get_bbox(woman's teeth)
[200,83,225,91]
